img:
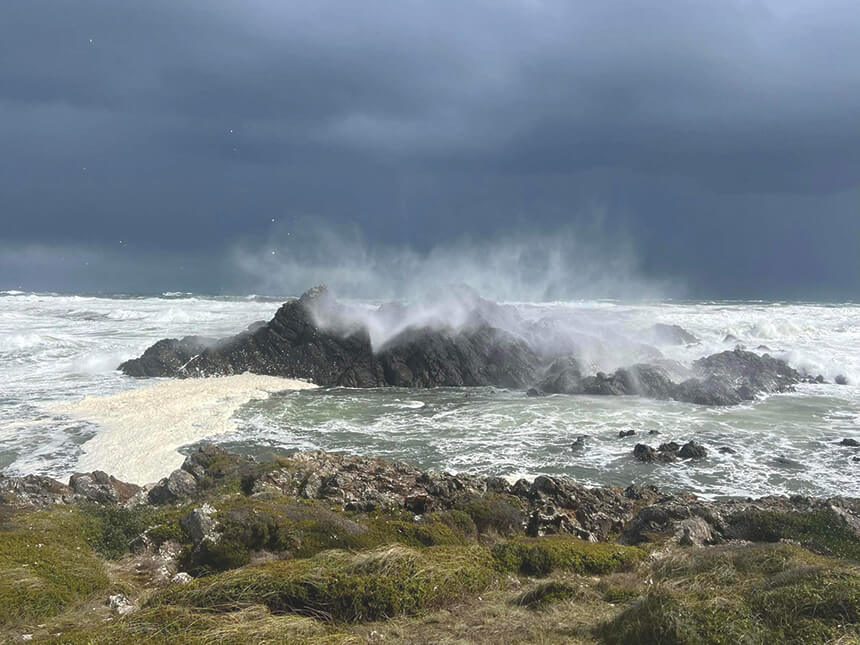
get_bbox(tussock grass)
[0,506,111,626]
[727,508,860,561]
[42,605,361,644]
[184,497,476,575]
[600,543,860,645]
[157,544,498,622]
[492,535,645,577]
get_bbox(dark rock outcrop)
[120,287,802,407]
[121,286,541,389]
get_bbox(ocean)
[1,290,858,499]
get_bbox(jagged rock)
[648,429,661,435]
[148,469,198,504]
[525,388,542,397]
[180,504,220,545]
[618,430,636,438]
[678,441,707,459]
[119,336,214,377]
[69,471,140,504]
[121,286,541,389]
[570,435,587,451]
[658,442,680,453]
[644,323,699,346]
[0,474,74,506]
[719,446,737,454]
[839,438,859,447]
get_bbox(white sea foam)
[53,374,316,484]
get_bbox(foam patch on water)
[53,374,316,484]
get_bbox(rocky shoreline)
[3,444,859,547]
[2,445,859,643]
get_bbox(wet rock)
[526,388,542,397]
[648,429,661,435]
[633,444,677,464]
[121,285,541,389]
[644,323,699,346]
[536,356,583,394]
[570,435,587,451]
[772,456,803,469]
[618,430,636,438]
[69,471,140,504]
[119,336,215,377]
[658,442,680,453]
[839,438,859,447]
[180,504,220,545]
[719,446,737,454]
[678,441,707,460]
[148,469,198,504]
[835,374,849,385]
[120,288,804,408]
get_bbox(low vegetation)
[2,484,859,643]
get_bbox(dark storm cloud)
[1,1,858,297]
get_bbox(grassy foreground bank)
[1,456,858,644]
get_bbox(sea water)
[0,291,857,498]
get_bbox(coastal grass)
[492,535,646,577]
[41,605,361,644]
[600,543,860,645]
[159,544,498,622]
[726,507,860,561]
[182,496,477,575]
[0,506,111,626]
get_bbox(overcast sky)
[1,1,858,299]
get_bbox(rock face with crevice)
[120,285,803,406]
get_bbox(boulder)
[69,471,140,504]
[180,504,220,545]
[148,469,198,504]
[678,441,707,460]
